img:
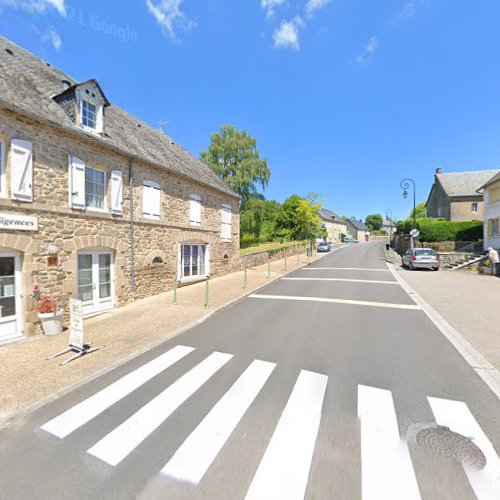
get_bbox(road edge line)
[0,247,340,429]
[385,258,500,401]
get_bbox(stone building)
[318,208,348,243]
[426,167,498,221]
[345,218,370,242]
[0,36,239,344]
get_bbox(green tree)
[200,125,271,202]
[240,198,281,241]
[410,202,427,220]
[365,214,384,231]
[273,193,326,241]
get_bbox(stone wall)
[240,244,307,269]
[0,108,240,336]
[450,198,484,222]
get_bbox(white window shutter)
[152,185,160,218]
[68,155,86,209]
[10,139,33,201]
[190,195,201,225]
[142,184,152,217]
[143,181,160,219]
[110,169,123,215]
[221,204,232,240]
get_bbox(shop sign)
[0,212,38,231]
[69,299,84,349]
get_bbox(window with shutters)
[85,167,106,211]
[10,139,33,202]
[189,194,201,226]
[142,180,161,220]
[490,186,500,204]
[221,204,232,241]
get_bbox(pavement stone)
[386,247,500,372]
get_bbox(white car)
[402,248,440,271]
[343,236,358,244]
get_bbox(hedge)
[396,218,483,242]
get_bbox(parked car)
[402,248,440,271]
[317,241,331,252]
[343,236,358,244]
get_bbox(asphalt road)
[1,242,499,500]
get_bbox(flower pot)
[38,308,64,336]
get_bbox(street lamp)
[400,178,416,229]
[385,209,393,245]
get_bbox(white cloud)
[0,0,66,16]
[42,25,61,50]
[146,0,196,40]
[273,16,304,50]
[305,0,331,18]
[261,0,287,19]
[356,36,379,64]
[399,0,428,20]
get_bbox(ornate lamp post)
[400,178,416,229]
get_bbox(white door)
[0,252,22,343]
[77,251,114,317]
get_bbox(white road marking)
[87,352,233,466]
[245,370,327,500]
[428,397,500,499]
[41,345,195,439]
[303,267,391,272]
[358,385,421,500]
[282,277,399,285]
[161,359,276,484]
[249,294,421,311]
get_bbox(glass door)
[78,251,114,316]
[0,253,22,343]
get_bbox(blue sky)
[1,0,500,221]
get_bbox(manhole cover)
[416,425,486,470]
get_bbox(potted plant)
[37,296,64,336]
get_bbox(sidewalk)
[386,248,500,372]
[0,250,329,424]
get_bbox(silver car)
[402,248,440,271]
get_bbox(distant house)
[318,208,348,243]
[426,168,499,221]
[478,171,500,250]
[346,218,370,242]
[382,218,397,235]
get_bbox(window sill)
[178,275,208,284]
[85,206,108,214]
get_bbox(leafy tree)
[365,214,384,231]
[410,202,427,220]
[273,193,326,241]
[240,198,281,241]
[200,125,271,202]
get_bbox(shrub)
[397,217,483,242]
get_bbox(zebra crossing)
[40,344,500,499]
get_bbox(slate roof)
[318,208,347,224]
[0,36,238,199]
[435,170,499,197]
[477,171,500,191]
[348,218,370,231]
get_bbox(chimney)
[435,167,442,174]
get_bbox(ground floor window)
[77,250,114,316]
[179,243,209,280]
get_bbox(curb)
[384,249,500,401]
[0,247,339,429]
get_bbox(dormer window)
[53,79,109,135]
[81,99,97,129]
